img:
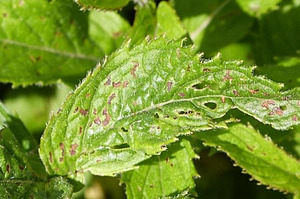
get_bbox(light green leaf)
[0,102,73,198]
[75,0,130,10]
[156,2,188,40]
[39,37,300,183]
[0,0,104,87]
[235,0,283,17]
[122,138,198,199]
[196,123,300,194]
[89,10,131,55]
[171,0,253,55]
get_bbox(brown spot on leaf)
[93,108,97,115]
[131,61,139,78]
[167,81,173,92]
[274,107,283,116]
[49,152,53,163]
[104,77,111,86]
[3,13,7,17]
[262,101,269,109]
[102,108,110,126]
[233,90,239,96]
[79,127,83,135]
[113,81,122,88]
[74,107,79,113]
[80,108,88,116]
[59,142,65,162]
[178,92,185,97]
[97,159,102,163]
[292,115,298,121]
[223,70,232,82]
[221,96,226,103]
[150,185,154,188]
[269,111,275,116]
[170,163,174,167]
[94,116,101,125]
[113,31,122,38]
[108,93,116,105]
[263,92,270,96]
[70,143,78,156]
[133,101,138,106]
[166,157,169,163]
[249,89,259,94]
[123,81,129,87]
[176,48,181,57]
[19,165,24,170]
[267,100,275,105]
[247,145,254,151]
[85,93,91,98]
[6,164,10,173]
[187,65,191,71]
[203,68,211,72]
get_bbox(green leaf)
[128,2,156,46]
[75,0,130,10]
[0,0,104,87]
[0,102,73,198]
[256,57,300,89]
[171,0,253,54]
[196,123,300,194]
[235,0,283,17]
[122,138,198,199]
[89,10,131,55]
[39,37,300,183]
[253,2,300,64]
[156,2,188,40]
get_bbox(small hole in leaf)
[154,113,159,118]
[113,143,130,149]
[280,105,287,111]
[121,127,128,132]
[204,102,217,110]
[192,82,206,90]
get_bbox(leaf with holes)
[0,0,107,87]
[75,0,130,10]
[0,102,73,198]
[121,138,198,199]
[196,123,300,195]
[39,37,300,182]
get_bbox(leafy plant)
[1,0,300,198]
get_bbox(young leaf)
[121,138,198,199]
[75,0,130,10]
[39,37,300,183]
[0,102,73,198]
[0,0,104,87]
[196,123,300,194]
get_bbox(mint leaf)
[122,139,198,199]
[0,0,104,87]
[75,0,130,10]
[39,37,300,183]
[0,102,73,198]
[196,123,300,194]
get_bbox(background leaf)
[0,102,73,198]
[195,123,300,195]
[0,0,107,87]
[171,0,253,55]
[122,138,198,199]
[234,0,283,17]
